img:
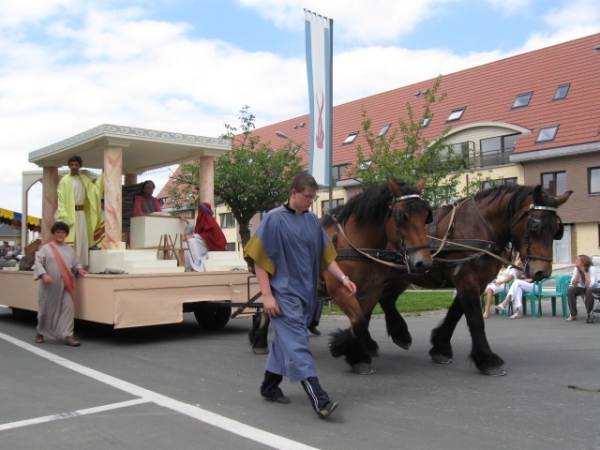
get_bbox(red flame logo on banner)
[316,90,325,149]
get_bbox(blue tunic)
[244,205,336,382]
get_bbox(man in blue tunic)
[244,172,356,418]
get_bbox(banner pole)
[327,17,334,212]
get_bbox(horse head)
[386,178,433,274]
[509,185,572,281]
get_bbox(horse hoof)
[481,367,507,376]
[353,363,375,375]
[252,347,269,355]
[431,354,452,364]
[392,338,411,350]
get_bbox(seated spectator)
[482,262,521,318]
[495,259,532,319]
[179,202,227,272]
[566,255,600,323]
[132,180,162,217]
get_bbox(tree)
[166,159,201,210]
[215,106,304,246]
[346,76,488,207]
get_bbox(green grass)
[325,290,455,316]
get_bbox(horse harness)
[329,191,563,278]
[427,198,564,273]
[329,193,431,272]
[509,204,563,266]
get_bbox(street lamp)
[275,131,309,157]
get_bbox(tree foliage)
[346,75,488,208]
[166,159,201,210]
[215,106,304,246]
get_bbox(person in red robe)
[179,202,227,271]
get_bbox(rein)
[428,235,514,267]
[333,221,408,270]
[430,201,460,258]
[428,197,510,266]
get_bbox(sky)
[1,0,600,220]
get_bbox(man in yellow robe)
[56,156,104,267]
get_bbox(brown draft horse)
[249,179,434,374]
[375,184,572,376]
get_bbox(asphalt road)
[0,303,599,450]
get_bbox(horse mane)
[323,180,426,228]
[473,184,558,218]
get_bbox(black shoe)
[308,325,321,336]
[586,315,594,324]
[260,370,289,403]
[318,401,338,418]
[262,394,291,404]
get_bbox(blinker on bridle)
[510,204,561,265]
[387,194,431,266]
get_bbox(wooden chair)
[157,234,177,261]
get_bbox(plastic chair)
[486,280,514,317]
[534,275,571,319]
[500,279,532,317]
[579,290,600,323]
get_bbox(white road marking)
[0,332,319,450]
[0,399,150,431]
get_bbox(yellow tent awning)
[0,208,41,232]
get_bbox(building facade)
[160,33,600,261]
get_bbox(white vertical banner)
[305,9,332,187]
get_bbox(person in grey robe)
[34,221,88,346]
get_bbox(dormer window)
[512,92,532,109]
[446,108,465,122]
[343,132,359,144]
[536,125,559,143]
[377,124,391,137]
[553,84,570,100]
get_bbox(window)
[220,212,236,228]
[478,134,519,167]
[332,164,347,184]
[541,172,566,196]
[421,115,432,128]
[446,108,465,122]
[482,177,518,190]
[343,132,359,144]
[438,142,470,170]
[377,124,391,137]
[512,92,532,109]
[226,242,236,252]
[589,167,600,194]
[536,125,559,143]
[553,84,570,100]
[322,198,344,213]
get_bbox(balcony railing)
[467,147,515,169]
